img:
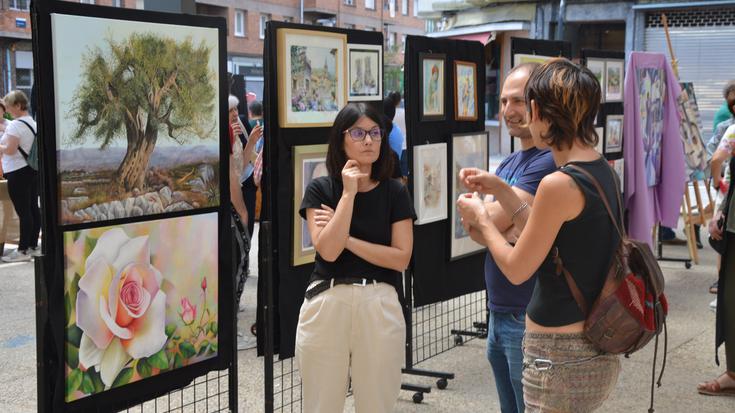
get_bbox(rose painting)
[63,213,219,402]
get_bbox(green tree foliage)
[69,33,216,192]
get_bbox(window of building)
[113,0,124,7]
[9,0,30,9]
[260,14,271,39]
[402,0,408,15]
[344,23,356,30]
[365,0,375,10]
[344,0,355,5]
[401,34,406,53]
[235,10,246,37]
[425,20,436,33]
[15,68,32,101]
[80,0,95,4]
[387,31,396,50]
[284,17,293,23]
[413,0,418,16]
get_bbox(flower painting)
[419,53,445,121]
[63,213,219,402]
[278,29,347,128]
[637,67,666,187]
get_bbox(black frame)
[604,114,625,158]
[347,43,383,101]
[582,49,625,160]
[418,52,447,122]
[32,1,233,412]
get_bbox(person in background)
[239,100,265,239]
[383,95,404,179]
[458,59,621,412]
[0,99,8,179]
[707,82,735,156]
[297,103,413,412]
[386,91,408,177]
[0,91,40,263]
[713,81,735,132]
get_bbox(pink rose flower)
[75,228,167,388]
[201,277,207,292]
[180,298,197,325]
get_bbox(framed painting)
[454,60,478,121]
[419,53,445,121]
[62,213,219,403]
[277,28,347,128]
[413,143,448,225]
[451,132,488,260]
[52,12,222,225]
[293,144,329,266]
[513,53,554,67]
[595,127,605,153]
[605,60,624,102]
[347,43,382,102]
[605,114,624,156]
[586,59,606,102]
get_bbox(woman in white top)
[0,90,40,262]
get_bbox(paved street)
[1,226,734,412]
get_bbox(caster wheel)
[251,323,257,336]
[412,392,423,403]
[454,335,464,346]
[685,262,692,269]
[436,378,448,390]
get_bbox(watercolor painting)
[52,14,221,225]
[605,115,624,155]
[451,132,488,259]
[606,60,624,102]
[637,67,665,187]
[293,144,329,266]
[454,61,477,121]
[348,44,382,101]
[63,213,219,402]
[586,59,606,102]
[413,143,447,225]
[420,53,445,121]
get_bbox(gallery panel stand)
[32,1,237,412]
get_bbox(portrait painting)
[347,44,382,101]
[62,213,219,402]
[419,53,445,121]
[605,115,624,155]
[454,61,478,121]
[678,82,707,179]
[413,143,447,225]
[52,13,221,225]
[293,144,329,266]
[586,59,606,102]
[606,60,624,102]
[278,29,347,128]
[636,67,666,186]
[451,132,488,259]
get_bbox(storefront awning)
[448,32,494,44]
[427,21,530,42]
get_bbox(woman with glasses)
[297,103,414,413]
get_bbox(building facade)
[1,0,34,98]
[418,0,735,154]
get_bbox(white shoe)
[2,250,32,263]
[710,298,717,311]
[29,247,42,257]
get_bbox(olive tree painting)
[52,14,220,224]
[63,213,219,402]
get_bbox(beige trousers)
[295,282,406,413]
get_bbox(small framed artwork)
[586,59,606,102]
[419,53,445,121]
[292,144,329,266]
[605,60,624,102]
[454,60,478,121]
[277,28,347,128]
[513,53,554,66]
[451,132,488,260]
[595,127,605,153]
[347,43,382,101]
[611,159,625,192]
[413,143,448,225]
[605,114,624,156]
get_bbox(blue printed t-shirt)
[485,147,556,313]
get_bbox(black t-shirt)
[299,176,415,289]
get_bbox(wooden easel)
[661,13,713,265]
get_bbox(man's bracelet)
[511,201,529,221]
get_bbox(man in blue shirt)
[479,63,556,412]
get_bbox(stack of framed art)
[258,21,384,359]
[583,49,626,162]
[33,2,233,412]
[404,34,487,306]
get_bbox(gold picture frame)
[454,60,478,121]
[292,144,329,266]
[277,28,348,128]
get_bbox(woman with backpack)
[457,59,621,412]
[0,90,40,263]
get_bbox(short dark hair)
[727,94,735,117]
[525,58,601,151]
[387,91,401,107]
[383,96,396,120]
[723,80,735,99]
[326,103,394,181]
[248,100,263,117]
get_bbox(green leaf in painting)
[87,368,105,393]
[84,236,98,257]
[64,292,72,323]
[179,342,196,359]
[66,325,83,348]
[165,323,177,337]
[210,342,218,353]
[197,340,210,356]
[66,369,83,397]
[111,367,134,388]
[81,371,96,394]
[208,322,218,335]
[149,349,169,370]
[69,273,81,305]
[136,358,152,378]
[66,342,79,369]
[173,353,184,369]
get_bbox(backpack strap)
[551,246,589,315]
[14,119,36,161]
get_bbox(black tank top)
[526,157,621,327]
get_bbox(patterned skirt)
[522,332,620,413]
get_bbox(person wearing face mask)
[460,63,556,413]
[296,103,414,413]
